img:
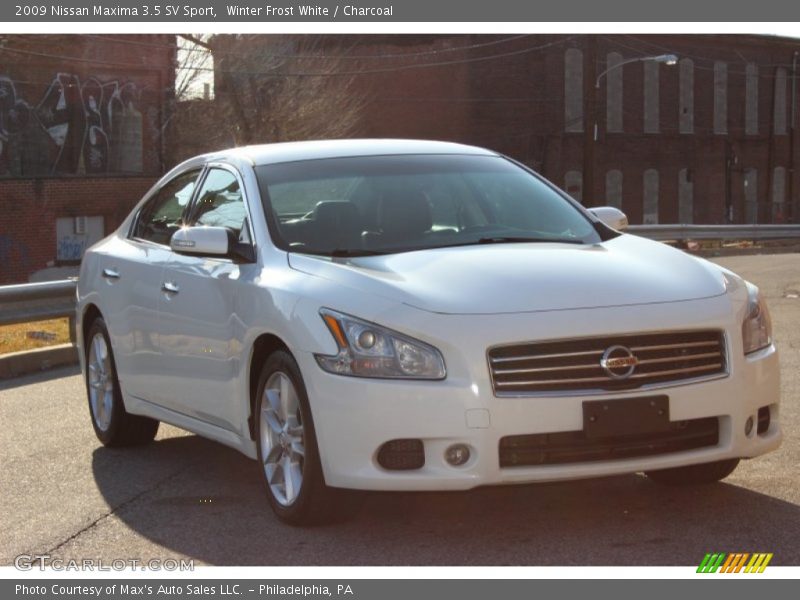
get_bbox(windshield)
[255,154,601,256]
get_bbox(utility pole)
[582,35,597,207]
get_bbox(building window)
[679,59,694,134]
[605,170,623,209]
[746,63,759,135]
[678,168,693,223]
[744,168,758,224]
[774,68,788,135]
[772,166,786,221]
[564,170,583,202]
[643,60,659,133]
[606,52,623,133]
[564,48,583,133]
[713,61,728,134]
[643,169,659,224]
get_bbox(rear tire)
[645,458,740,485]
[84,317,159,446]
[255,350,361,525]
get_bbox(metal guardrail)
[628,224,800,241]
[0,279,78,344]
[0,225,799,340]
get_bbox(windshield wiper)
[293,247,389,258]
[474,236,584,245]
[328,248,392,257]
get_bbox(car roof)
[200,139,499,166]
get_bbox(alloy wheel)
[260,371,306,506]
[87,332,114,431]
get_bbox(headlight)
[315,309,446,379]
[742,282,772,354]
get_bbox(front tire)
[84,317,159,446]
[255,350,360,525]
[645,458,740,485]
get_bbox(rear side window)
[133,169,200,245]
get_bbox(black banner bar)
[4,579,799,600]
[4,0,800,22]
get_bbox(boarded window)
[679,59,694,134]
[605,170,623,209]
[564,170,583,203]
[606,52,623,133]
[678,169,693,223]
[744,168,758,224]
[643,60,659,133]
[564,48,583,132]
[643,169,659,224]
[746,63,759,135]
[774,68,787,135]
[713,61,727,134]
[772,166,786,221]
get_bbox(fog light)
[445,444,471,466]
[745,417,754,436]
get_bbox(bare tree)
[175,34,213,101]
[174,34,366,153]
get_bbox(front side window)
[255,154,601,256]
[133,169,200,245]
[188,168,249,240]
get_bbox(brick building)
[200,34,798,227]
[329,34,799,226]
[0,34,175,284]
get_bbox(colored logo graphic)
[697,552,773,573]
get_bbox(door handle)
[162,281,180,294]
[102,268,120,279]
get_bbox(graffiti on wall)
[0,73,144,177]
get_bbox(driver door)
[156,165,257,433]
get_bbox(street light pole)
[595,54,678,89]
[582,51,677,209]
[593,54,677,141]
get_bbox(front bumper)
[298,297,782,491]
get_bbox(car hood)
[287,234,729,315]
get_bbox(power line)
[0,36,576,78]
[622,34,797,69]
[601,35,794,77]
[83,33,538,61]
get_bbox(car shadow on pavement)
[91,434,800,566]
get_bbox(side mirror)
[170,226,230,256]
[588,206,629,231]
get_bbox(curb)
[0,344,79,379]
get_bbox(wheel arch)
[247,333,292,440]
[81,303,103,349]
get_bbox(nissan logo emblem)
[600,345,639,380]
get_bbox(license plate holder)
[582,395,670,439]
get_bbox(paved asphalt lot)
[1,253,799,567]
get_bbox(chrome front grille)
[488,330,727,396]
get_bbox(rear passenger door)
[156,165,257,433]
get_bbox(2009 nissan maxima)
[77,139,781,524]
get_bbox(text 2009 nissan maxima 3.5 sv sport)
[77,139,781,524]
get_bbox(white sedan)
[77,139,781,524]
